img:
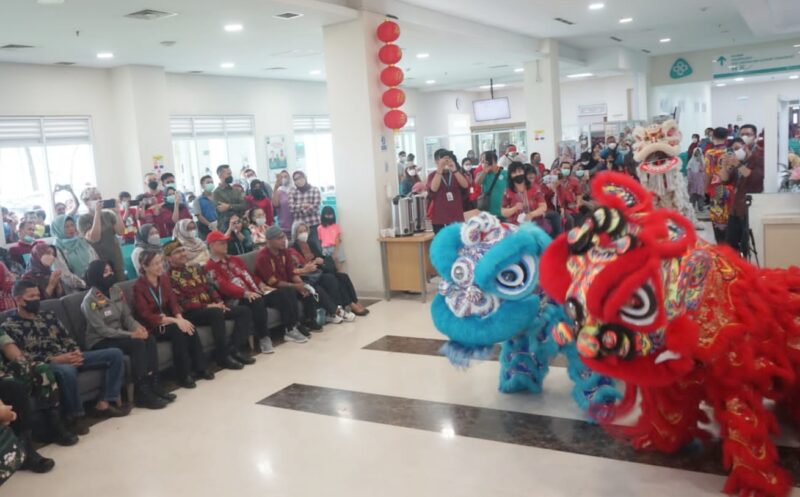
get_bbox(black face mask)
[252,188,266,200]
[148,181,159,191]
[224,176,234,185]
[512,175,526,184]
[321,215,335,226]
[99,274,116,292]
[22,299,40,314]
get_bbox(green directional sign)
[669,58,693,79]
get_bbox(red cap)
[206,230,230,243]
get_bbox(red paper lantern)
[384,109,408,130]
[380,66,404,87]
[378,44,403,65]
[382,88,406,108]
[376,20,401,43]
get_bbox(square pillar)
[524,40,562,165]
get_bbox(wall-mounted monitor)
[473,97,511,122]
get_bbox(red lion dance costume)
[540,172,800,497]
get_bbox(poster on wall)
[266,135,288,171]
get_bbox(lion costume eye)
[495,255,537,297]
[451,258,474,285]
[619,283,657,327]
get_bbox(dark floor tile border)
[258,383,800,486]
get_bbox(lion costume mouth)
[640,150,681,174]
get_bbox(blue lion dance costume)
[430,212,620,412]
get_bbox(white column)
[323,13,398,296]
[110,65,173,195]
[524,39,562,165]
[632,71,649,121]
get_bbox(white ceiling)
[0,0,799,90]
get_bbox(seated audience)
[247,208,269,249]
[131,224,163,276]
[133,250,211,389]
[172,219,209,267]
[222,214,253,256]
[318,206,345,271]
[82,261,169,409]
[0,262,16,312]
[118,191,137,245]
[0,293,77,446]
[205,230,308,350]
[501,162,550,232]
[152,186,191,238]
[164,240,255,369]
[78,187,125,282]
[3,280,128,436]
[555,161,582,230]
[21,244,68,300]
[9,220,37,266]
[194,175,219,240]
[246,179,274,223]
[0,380,54,474]
[52,215,98,285]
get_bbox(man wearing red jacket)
[204,231,307,352]
[725,124,765,253]
[254,226,321,336]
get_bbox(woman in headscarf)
[0,262,16,311]
[131,224,163,276]
[290,171,322,248]
[687,147,706,213]
[172,219,210,267]
[273,170,295,239]
[52,214,98,284]
[22,244,66,300]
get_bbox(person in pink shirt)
[317,206,344,271]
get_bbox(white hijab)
[688,149,704,174]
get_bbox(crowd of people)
[0,164,367,482]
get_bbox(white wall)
[649,81,712,151]
[711,79,800,131]
[560,74,634,129]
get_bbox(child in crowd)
[317,206,344,272]
[118,191,138,245]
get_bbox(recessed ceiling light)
[715,83,727,87]
[480,84,507,89]
[589,3,605,10]
[96,52,114,59]
[416,53,430,59]
[567,72,594,78]
[224,24,243,32]
[425,80,436,84]
[220,62,234,69]
[738,96,749,101]
[734,77,744,82]
[514,67,524,73]
[309,69,322,75]
[619,17,633,23]
[37,0,65,4]
[659,38,671,43]
[790,75,799,80]
[794,44,800,48]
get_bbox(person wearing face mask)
[501,162,548,230]
[223,214,253,256]
[78,187,126,282]
[246,179,275,225]
[699,127,714,152]
[239,168,259,193]
[21,243,83,299]
[3,279,128,435]
[579,135,590,154]
[317,206,347,272]
[396,151,407,178]
[273,170,295,239]
[723,125,764,253]
[213,164,248,229]
[172,219,210,267]
[8,221,37,267]
[705,127,737,243]
[52,215,98,283]
[600,136,618,160]
[194,175,219,241]
[290,171,322,248]
[0,281,78,447]
[131,224,163,277]
[529,152,544,176]
[429,149,471,232]
[688,133,701,159]
[136,172,164,229]
[687,148,707,214]
[399,164,421,197]
[153,186,191,238]
[474,150,503,218]
[555,161,582,230]
[245,208,269,249]
[116,191,137,245]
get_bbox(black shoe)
[93,404,131,418]
[151,377,177,402]
[297,324,312,337]
[20,432,55,473]
[219,356,244,370]
[134,387,168,410]
[66,417,90,436]
[232,351,255,365]
[178,376,197,389]
[305,320,322,331]
[195,370,215,380]
[46,409,79,446]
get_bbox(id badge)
[103,309,113,317]
[446,192,454,202]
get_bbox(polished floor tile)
[3,297,799,496]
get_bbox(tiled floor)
[4,297,800,496]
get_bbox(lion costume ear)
[591,172,653,215]
[540,234,572,304]
[430,223,463,280]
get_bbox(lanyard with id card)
[443,172,455,202]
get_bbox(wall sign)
[713,46,800,79]
[266,135,288,170]
[669,58,693,80]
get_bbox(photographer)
[77,188,126,282]
[724,125,764,253]
[52,184,79,217]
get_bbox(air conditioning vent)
[124,9,178,21]
[264,66,287,71]
[554,17,575,26]
[610,36,623,42]
[641,49,652,54]
[160,41,177,47]
[270,49,319,58]
[489,64,509,69]
[274,12,303,20]
[0,44,34,50]
[187,70,204,74]
[54,62,76,65]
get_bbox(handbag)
[476,170,501,211]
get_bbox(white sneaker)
[285,328,308,343]
[327,314,344,324]
[342,311,356,322]
[259,337,275,354]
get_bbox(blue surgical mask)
[166,195,176,204]
[560,168,571,177]
[23,235,35,244]
[575,170,586,178]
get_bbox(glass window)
[292,115,335,193]
[170,115,257,193]
[0,116,97,232]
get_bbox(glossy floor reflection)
[4,297,800,496]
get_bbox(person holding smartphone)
[78,188,126,282]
